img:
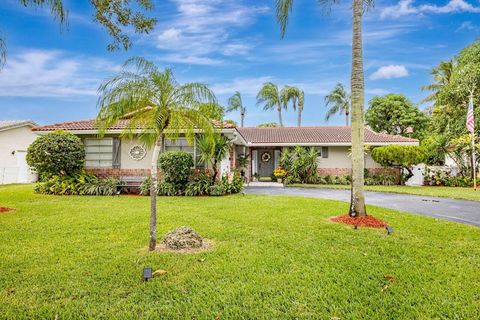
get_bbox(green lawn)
[1,185,480,319]
[288,184,480,201]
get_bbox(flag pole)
[470,91,477,190]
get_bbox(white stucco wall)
[0,126,38,183]
[120,137,151,169]
[317,146,382,169]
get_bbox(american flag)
[467,95,475,134]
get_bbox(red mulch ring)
[0,207,16,213]
[330,215,388,228]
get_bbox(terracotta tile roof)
[236,126,418,145]
[33,119,236,131]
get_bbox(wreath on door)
[261,152,271,163]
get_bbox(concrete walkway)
[245,186,480,227]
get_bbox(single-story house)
[0,120,39,184]
[32,120,418,181]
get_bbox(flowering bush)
[273,167,287,178]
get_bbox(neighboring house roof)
[235,126,419,146]
[32,119,236,132]
[0,120,37,132]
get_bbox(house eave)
[245,141,419,147]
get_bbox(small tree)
[366,94,429,139]
[26,131,85,179]
[371,145,426,184]
[197,134,230,182]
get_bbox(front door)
[258,150,274,178]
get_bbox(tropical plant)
[421,60,454,104]
[371,145,427,184]
[0,0,156,70]
[276,0,370,216]
[220,171,244,194]
[185,171,212,196]
[281,86,305,126]
[198,102,225,121]
[366,94,429,139]
[197,134,230,182]
[324,83,351,126]
[227,91,247,127]
[26,131,85,180]
[96,57,216,251]
[257,82,285,127]
[281,147,318,184]
[237,154,249,169]
[34,172,119,196]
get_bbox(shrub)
[221,171,244,194]
[208,184,225,196]
[27,131,85,179]
[34,172,118,196]
[281,146,318,184]
[157,182,182,196]
[185,171,212,196]
[140,176,152,195]
[158,151,193,188]
[371,145,426,184]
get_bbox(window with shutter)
[321,147,329,158]
[84,138,114,167]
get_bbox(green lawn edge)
[287,184,480,201]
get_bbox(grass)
[1,184,480,319]
[288,184,480,201]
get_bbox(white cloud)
[457,21,479,31]
[0,50,120,97]
[381,0,480,19]
[153,0,269,65]
[370,65,409,80]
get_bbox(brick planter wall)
[318,167,401,183]
[86,168,151,178]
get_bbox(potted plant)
[252,172,260,182]
[273,167,287,183]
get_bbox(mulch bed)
[330,215,388,228]
[0,207,16,213]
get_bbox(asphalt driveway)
[245,186,480,227]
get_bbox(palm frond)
[256,82,280,110]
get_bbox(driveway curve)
[245,186,480,227]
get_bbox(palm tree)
[421,60,454,104]
[197,134,230,182]
[325,83,351,126]
[227,91,246,127]
[276,0,370,217]
[281,86,305,126]
[97,57,216,251]
[257,82,285,127]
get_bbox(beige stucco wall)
[120,137,152,169]
[0,126,38,168]
[317,146,382,169]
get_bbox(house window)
[164,138,197,166]
[321,147,329,158]
[84,138,113,167]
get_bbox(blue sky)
[0,0,479,126]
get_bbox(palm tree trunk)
[277,104,284,127]
[241,111,245,128]
[345,112,349,126]
[297,107,302,127]
[349,0,367,217]
[149,135,163,251]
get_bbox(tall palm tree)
[421,60,454,104]
[276,0,371,217]
[257,82,285,127]
[97,57,216,251]
[282,86,305,126]
[227,91,246,127]
[325,83,351,126]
